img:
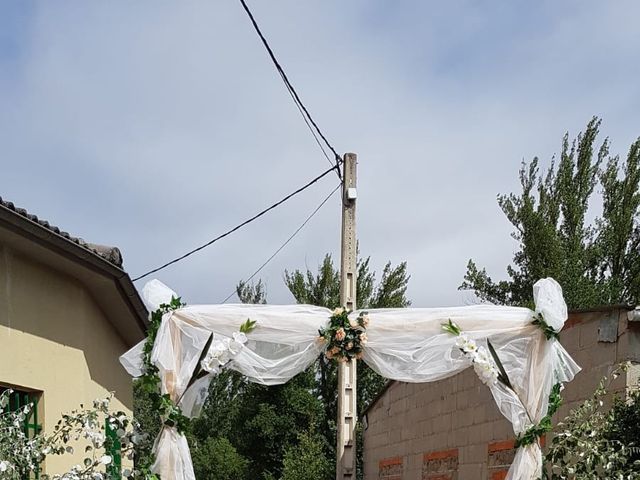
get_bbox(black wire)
[221,183,341,303]
[238,0,342,180]
[132,164,340,282]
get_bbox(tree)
[190,437,248,480]
[281,430,333,480]
[236,280,267,305]
[461,118,640,308]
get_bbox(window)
[0,385,42,479]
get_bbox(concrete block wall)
[362,308,639,480]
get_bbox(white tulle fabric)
[120,278,579,480]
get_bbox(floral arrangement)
[200,320,256,374]
[441,319,501,386]
[318,308,369,362]
[0,391,145,480]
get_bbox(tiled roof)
[0,196,123,268]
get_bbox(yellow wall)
[0,245,134,474]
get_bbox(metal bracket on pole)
[337,152,357,480]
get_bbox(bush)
[281,430,332,480]
[544,363,640,479]
[191,437,248,480]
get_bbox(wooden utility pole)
[337,152,358,480]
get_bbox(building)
[362,306,640,480]
[0,197,147,475]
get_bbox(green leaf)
[486,339,513,390]
[441,319,461,336]
[240,318,257,334]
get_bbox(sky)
[1,1,639,307]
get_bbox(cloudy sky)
[1,1,639,306]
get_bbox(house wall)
[0,245,134,474]
[362,308,640,480]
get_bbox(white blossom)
[455,334,478,354]
[201,329,249,373]
[455,335,500,386]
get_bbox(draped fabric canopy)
[120,278,580,480]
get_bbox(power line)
[238,0,342,180]
[222,182,341,303]
[132,163,340,282]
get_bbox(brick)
[379,456,403,480]
[422,448,458,480]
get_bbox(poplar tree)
[461,118,640,309]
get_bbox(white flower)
[472,346,499,386]
[233,331,248,345]
[455,334,477,354]
[0,461,11,472]
[228,337,244,355]
[100,455,112,465]
[333,307,345,316]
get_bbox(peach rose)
[335,328,346,341]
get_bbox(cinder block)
[579,317,600,348]
[457,462,484,480]
[461,444,486,464]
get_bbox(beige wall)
[362,308,640,480]
[0,245,134,474]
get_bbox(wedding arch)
[120,277,579,480]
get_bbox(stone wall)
[362,308,640,480]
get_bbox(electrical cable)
[132,163,340,282]
[238,0,342,180]
[221,182,341,303]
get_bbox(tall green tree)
[461,118,640,308]
[281,429,333,480]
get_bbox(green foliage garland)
[318,308,369,362]
[531,314,560,340]
[138,296,190,434]
[515,383,563,448]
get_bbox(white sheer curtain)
[120,278,579,480]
